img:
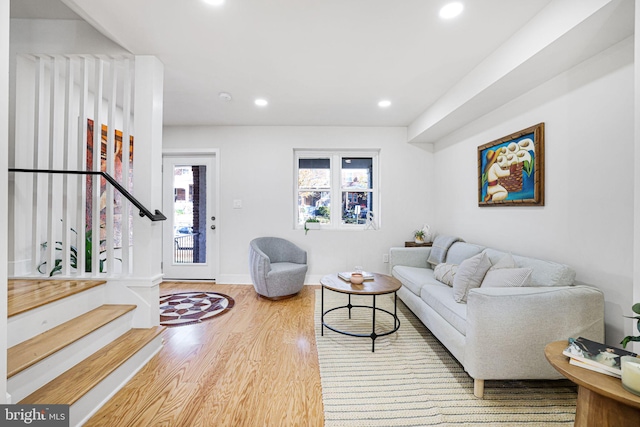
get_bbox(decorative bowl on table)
[350,273,364,284]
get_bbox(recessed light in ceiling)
[378,100,391,108]
[439,2,464,19]
[219,92,232,102]
[203,0,225,6]
[255,98,268,107]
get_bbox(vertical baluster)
[61,56,74,276]
[77,56,88,277]
[121,57,133,275]
[106,58,117,275]
[46,56,59,277]
[92,57,104,276]
[31,56,45,275]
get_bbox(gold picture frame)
[478,123,544,206]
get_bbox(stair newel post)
[130,56,164,328]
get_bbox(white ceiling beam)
[408,0,633,146]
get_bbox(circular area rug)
[159,291,235,327]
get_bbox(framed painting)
[478,123,544,206]
[86,119,134,253]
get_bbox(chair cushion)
[268,262,307,275]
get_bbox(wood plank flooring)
[86,283,324,427]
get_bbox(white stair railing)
[10,54,163,279]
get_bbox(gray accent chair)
[249,237,308,299]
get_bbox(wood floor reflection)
[86,283,324,427]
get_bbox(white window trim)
[294,149,380,231]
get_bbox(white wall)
[163,126,433,283]
[1,0,9,405]
[431,37,635,345]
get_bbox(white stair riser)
[8,285,106,347]
[74,335,164,427]
[8,310,135,402]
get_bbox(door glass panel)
[172,165,206,264]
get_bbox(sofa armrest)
[464,285,604,381]
[389,247,432,271]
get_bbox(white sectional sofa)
[389,239,605,398]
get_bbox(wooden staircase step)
[7,304,137,378]
[19,326,165,405]
[8,279,107,317]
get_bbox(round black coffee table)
[320,272,401,352]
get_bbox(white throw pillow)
[490,253,516,270]
[452,252,492,303]
[482,267,533,288]
[434,263,458,287]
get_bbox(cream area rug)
[315,289,577,426]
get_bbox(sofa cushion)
[392,265,439,296]
[427,235,464,266]
[445,242,485,265]
[483,248,576,287]
[482,267,533,288]
[452,252,492,303]
[420,285,468,336]
[490,252,516,269]
[434,263,458,286]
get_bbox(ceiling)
[11,0,573,128]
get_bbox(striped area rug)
[315,289,577,426]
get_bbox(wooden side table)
[545,340,640,426]
[404,241,433,247]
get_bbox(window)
[295,150,379,229]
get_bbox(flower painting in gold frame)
[478,123,544,206]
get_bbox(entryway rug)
[160,291,234,327]
[315,290,577,426]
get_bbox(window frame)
[294,149,380,231]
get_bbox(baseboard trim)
[216,274,322,285]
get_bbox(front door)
[162,155,217,280]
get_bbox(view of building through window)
[296,151,378,228]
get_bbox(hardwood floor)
[86,283,324,427]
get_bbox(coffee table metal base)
[321,288,400,352]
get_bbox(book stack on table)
[563,336,638,378]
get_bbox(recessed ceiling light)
[203,0,224,6]
[439,2,464,19]
[255,98,268,107]
[378,100,391,108]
